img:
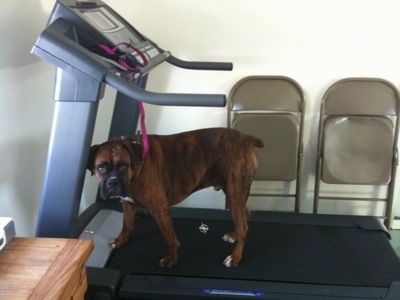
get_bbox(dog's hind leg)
[222,179,252,267]
[150,205,181,268]
[222,146,257,267]
[222,206,251,244]
[223,203,250,267]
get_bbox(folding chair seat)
[313,78,400,228]
[228,76,305,212]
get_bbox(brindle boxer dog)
[87,127,263,268]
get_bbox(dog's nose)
[107,177,120,189]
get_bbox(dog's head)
[87,137,143,200]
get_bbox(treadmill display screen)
[83,9,119,32]
[78,7,142,44]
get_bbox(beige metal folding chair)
[228,76,305,212]
[313,78,400,228]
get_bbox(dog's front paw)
[223,255,241,268]
[158,255,179,268]
[110,239,120,249]
[110,239,118,249]
[110,236,128,249]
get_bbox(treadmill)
[32,1,400,299]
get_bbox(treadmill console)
[33,0,231,106]
[47,0,170,75]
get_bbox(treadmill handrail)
[167,55,233,71]
[105,70,226,107]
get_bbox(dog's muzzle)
[102,175,126,200]
[107,176,120,189]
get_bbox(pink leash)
[97,42,150,160]
[138,101,149,160]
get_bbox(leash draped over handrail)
[95,42,150,160]
[138,101,149,160]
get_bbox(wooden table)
[0,237,93,299]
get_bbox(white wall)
[1,0,400,236]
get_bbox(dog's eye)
[118,164,128,172]
[96,165,107,174]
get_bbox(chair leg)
[384,153,399,228]
[313,157,323,214]
[295,144,304,213]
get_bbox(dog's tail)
[249,136,264,148]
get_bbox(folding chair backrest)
[228,76,305,212]
[229,77,302,112]
[314,78,400,227]
[323,79,398,115]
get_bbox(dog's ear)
[87,144,100,175]
[122,138,143,168]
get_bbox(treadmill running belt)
[108,213,400,287]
